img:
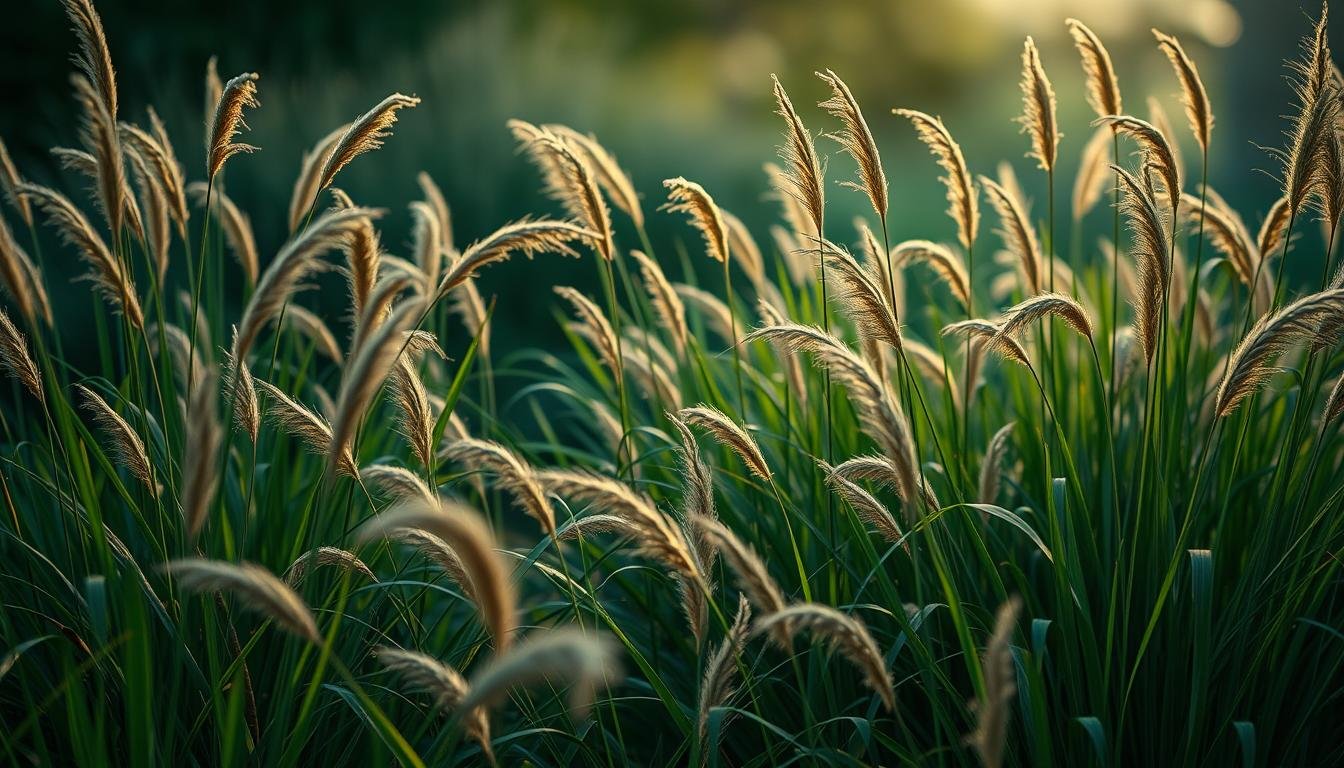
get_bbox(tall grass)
[2,3,1343,766]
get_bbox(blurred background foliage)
[0,0,1323,361]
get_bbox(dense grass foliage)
[2,1,1344,766]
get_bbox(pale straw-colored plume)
[555,285,620,372]
[222,330,260,443]
[722,210,766,290]
[1184,190,1271,312]
[417,170,454,253]
[284,547,376,587]
[19,182,142,328]
[329,294,426,469]
[436,219,595,300]
[181,366,222,541]
[824,241,903,350]
[1153,29,1213,151]
[676,284,735,342]
[622,343,682,406]
[75,382,157,493]
[757,300,808,409]
[891,239,970,309]
[204,56,223,143]
[968,597,1022,768]
[753,603,895,712]
[282,305,341,363]
[1280,6,1338,218]
[1066,19,1122,120]
[1216,287,1344,416]
[288,125,347,232]
[457,627,617,721]
[943,319,1032,370]
[375,647,493,763]
[410,200,443,297]
[1147,96,1186,187]
[388,527,474,603]
[1018,37,1060,172]
[823,465,904,543]
[669,414,714,643]
[662,177,730,264]
[442,438,554,537]
[991,293,1094,354]
[0,214,52,328]
[771,75,825,236]
[0,310,43,402]
[145,105,187,227]
[510,122,614,261]
[1114,165,1171,363]
[830,454,904,494]
[693,515,789,642]
[630,250,688,355]
[149,323,202,393]
[978,422,1016,505]
[856,218,902,315]
[697,595,751,765]
[120,120,187,241]
[0,137,34,228]
[540,469,703,584]
[164,559,319,643]
[346,276,411,355]
[763,161,817,251]
[234,205,380,360]
[980,174,1044,295]
[205,72,260,180]
[816,68,887,221]
[255,377,357,476]
[389,358,435,468]
[1073,126,1114,221]
[62,0,116,116]
[188,181,257,286]
[359,497,517,650]
[326,187,382,316]
[1323,374,1344,427]
[1095,115,1182,215]
[64,0,125,237]
[123,147,170,281]
[448,277,491,357]
[317,93,420,191]
[1258,196,1292,260]
[894,109,978,249]
[678,404,772,480]
[361,463,436,506]
[545,124,644,228]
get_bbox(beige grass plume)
[75,382,157,493]
[1018,37,1060,172]
[753,603,895,712]
[121,120,187,244]
[1259,196,1292,260]
[510,122,614,260]
[222,329,260,442]
[0,310,43,402]
[288,125,347,232]
[63,0,125,237]
[457,627,617,721]
[281,305,341,363]
[675,284,735,342]
[181,366,223,541]
[891,239,970,309]
[375,647,493,763]
[359,497,517,651]
[1095,115,1181,215]
[20,182,142,328]
[0,214,52,328]
[255,377,356,475]
[968,596,1022,768]
[1153,29,1212,151]
[630,250,688,356]
[0,137,34,228]
[1073,126,1114,221]
[361,463,436,506]
[678,404,771,480]
[662,177,730,263]
[1066,19,1122,120]
[417,171,454,253]
[894,109,978,249]
[697,595,751,766]
[545,124,644,228]
[816,69,887,221]
[317,93,420,191]
[824,241,902,350]
[409,200,443,298]
[823,465,904,543]
[1323,374,1344,427]
[1114,165,1171,363]
[771,75,825,237]
[188,181,257,287]
[284,547,377,587]
[436,219,595,300]
[123,144,170,281]
[442,438,554,538]
[990,293,1094,354]
[978,422,1016,505]
[325,187,382,316]
[1216,287,1344,416]
[942,319,1032,370]
[205,72,260,180]
[980,174,1044,295]
[1280,6,1338,218]
[555,285,621,372]
[693,515,789,640]
[164,559,319,643]
[389,357,435,468]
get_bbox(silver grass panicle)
[692,515,790,644]
[181,366,222,541]
[358,498,517,651]
[631,250,688,356]
[891,239,970,309]
[448,276,491,358]
[990,293,1095,354]
[347,277,412,356]
[1259,196,1292,261]
[205,72,260,180]
[555,285,620,373]
[163,559,319,643]
[204,56,222,143]
[0,196,49,327]
[75,383,156,494]
[282,305,341,363]
[254,378,357,476]
[436,219,595,300]
[979,422,1016,505]
[697,595,751,766]
[149,323,202,393]
[19,182,142,328]
[328,187,381,317]
[669,414,717,637]
[968,596,1023,768]
[1096,116,1182,215]
[1217,287,1344,416]
[234,206,380,360]
[441,438,554,538]
[816,68,887,221]
[284,547,376,587]
[457,628,618,721]
[510,123,614,261]
[753,603,895,712]
[123,148,169,281]
[856,219,901,314]
[385,527,471,598]
[329,295,426,469]
[678,404,772,480]
[0,310,43,402]
[1280,6,1338,219]
[188,181,257,287]
[1146,96,1187,186]
[1018,37,1060,172]
[317,94,420,191]
[1066,19,1122,120]
[120,120,187,240]
[943,319,1032,370]
[980,174,1044,295]
[621,343,683,406]
[545,124,643,228]
[360,463,436,506]
[1323,373,1344,427]
[1073,126,1115,221]
[823,465,904,543]
[893,109,978,250]
[0,137,34,227]
[722,211,768,294]
[288,125,347,233]
[540,469,703,584]
[417,170,454,254]
[757,300,808,410]
[375,647,493,763]
[676,284,735,342]
[63,0,124,237]
[389,357,435,468]
[410,201,443,298]
[223,328,260,443]
[662,177,730,264]
[145,106,187,232]
[1114,165,1171,363]
[1153,29,1213,151]
[824,241,903,350]
[771,75,825,236]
